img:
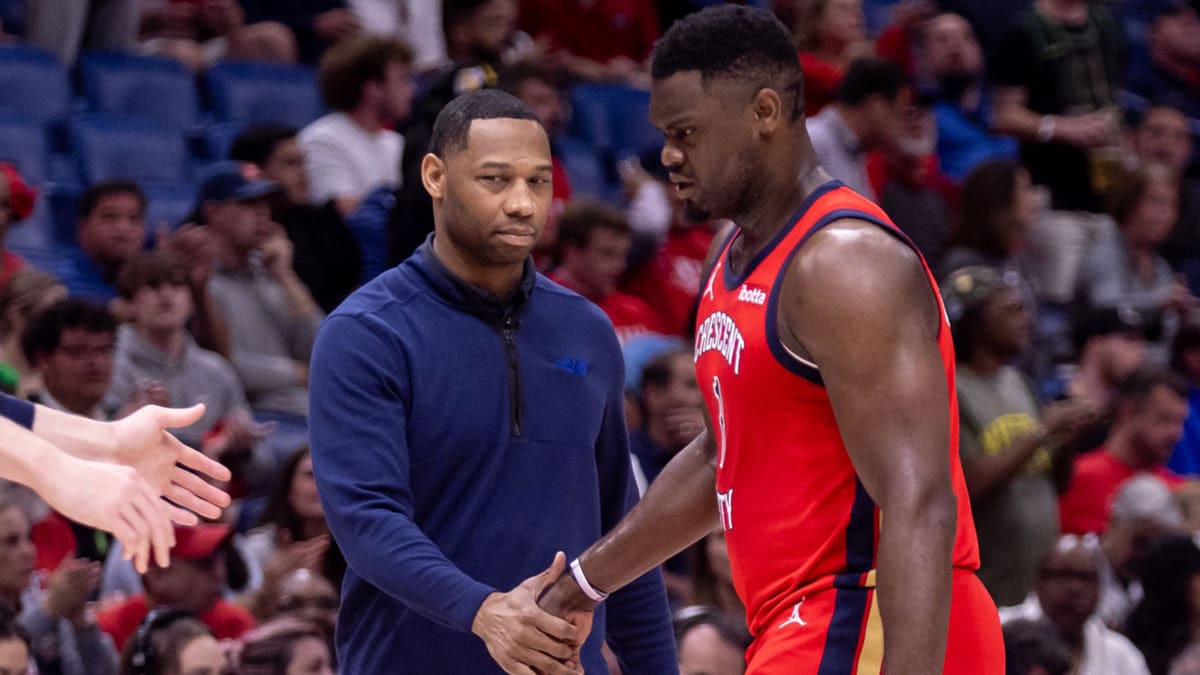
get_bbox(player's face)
[652,72,762,223]
[430,118,553,268]
[1036,544,1099,636]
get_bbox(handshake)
[470,552,606,675]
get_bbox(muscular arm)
[784,222,956,675]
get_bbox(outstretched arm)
[784,221,956,675]
[0,400,233,574]
[539,427,719,615]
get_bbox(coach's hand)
[472,552,584,675]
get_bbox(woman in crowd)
[243,447,344,615]
[940,159,1038,281]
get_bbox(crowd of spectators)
[0,0,1196,673]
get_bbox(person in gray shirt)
[198,163,324,460]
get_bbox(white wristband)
[569,559,609,603]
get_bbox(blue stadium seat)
[0,110,48,185]
[5,188,79,270]
[556,136,613,200]
[204,121,248,159]
[206,61,323,128]
[80,52,200,132]
[568,85,662,159]
[0,44,71,123]
[142,180,198,232]
[69,113,189,184]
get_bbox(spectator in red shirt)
[549,200,666,344]
[793,0,869,116]
[97,524,256,651]
[519,0,658,85]
[1059,367,1191,535]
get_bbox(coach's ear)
[422,153,447,200]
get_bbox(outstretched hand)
[472,552,588,675]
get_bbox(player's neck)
[733,159,827,254]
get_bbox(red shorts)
[744,569,1004,674]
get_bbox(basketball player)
[539,7,1005,673]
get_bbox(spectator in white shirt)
[299,36,416,215]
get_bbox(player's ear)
[752,87,784,134]
[421,153,447,200]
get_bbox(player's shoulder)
[791,218,923,290]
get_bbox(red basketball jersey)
[693,182,980,638]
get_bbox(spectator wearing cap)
[1126,535,1200,675]
[0,499,117,675]
[54,182,147,305]
[298,35,414,215]
[104,252,270,492]
[673,605,750,675]
[1059,367,1190,535]
[97,523,256,651]
[200,162,322,460]
[920,13,1018,183]
[231,125,362,314]
[1128,1,1200,121]
[806,58,912,200]
[1075,161,1196,362]
[998,534,1150,675]
[1095,474,1185,630]
[549,200,668,345]
[0,164,36,293]
[944,266,1098,606]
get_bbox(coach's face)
[426,118,553,267]
[652,71,766,223]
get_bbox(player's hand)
[471,552,584,675]
[105,404,234,523]
[537,568,600,673]
[36,453,178,575]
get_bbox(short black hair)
[1002,618,1071,675]
[230,124,299,165]
[651,6,802,117]
[1115,365,1189,407]
[20,298,116,365]
[428,89,541,158]
[78,180,146,221]
[836,57,907,106]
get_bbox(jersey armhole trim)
[765,208,943,385]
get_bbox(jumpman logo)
[704,261,721,301]
[778,598,808,630]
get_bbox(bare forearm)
[991,102,1043,140]
[0,416,73,489]
[28,406,113,461]
[580,434,718,592]
[962,431,1045,498]
[877,494,956,675]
